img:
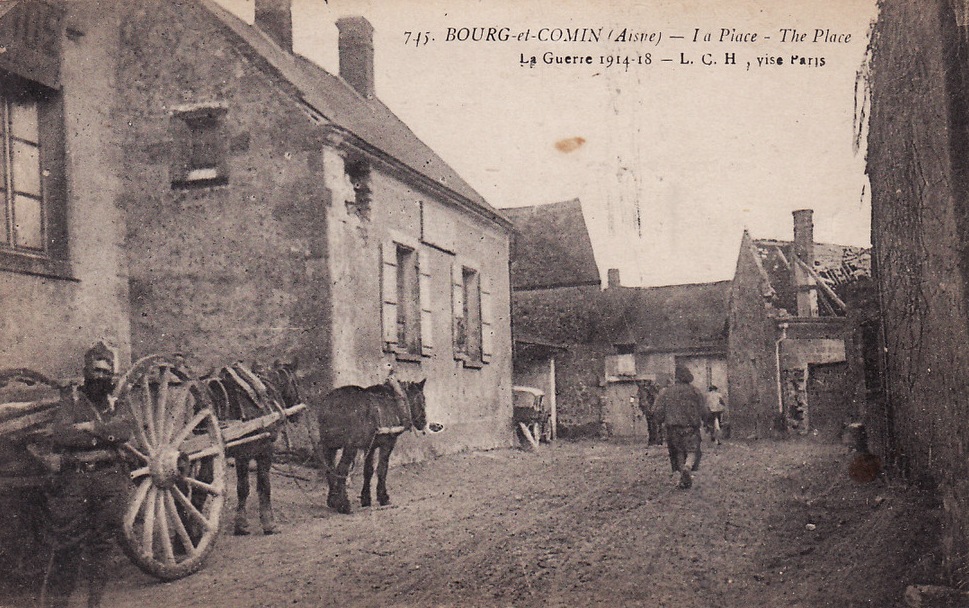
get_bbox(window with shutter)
[383,238,426,359]
[452,259,489,366]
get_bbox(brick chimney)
[336,16,375,99]
[607,268,621,289]
[793,209,815,268]
[792,209,818,317]
[255,0,292,51]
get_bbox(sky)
[218,0,878,287]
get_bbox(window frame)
[0,73,70,279]
[170,105,229,189]
[452,258,493,367]
[382,232,433,361]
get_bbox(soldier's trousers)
[43,463,129,608]
[666,425,702,474]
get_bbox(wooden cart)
[0,355,305,581]
[512,386,552,449]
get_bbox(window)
[382,238,432,359]
[172,107,227,187]
[396,244,420,355]
[452,261,493,365]
[0,75,68,278]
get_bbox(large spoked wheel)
[115,355,227,581]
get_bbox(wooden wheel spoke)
[129,466,150,481]
[124,478,153,532]
[173,409,211,448]
[164,489,195,555]
[164,386,191,446]
[183,475,223,496]
[124,443,150,464]
[141,376,158,447]
[156,490,176,565]
[156,367,171,443]
[141,486,158,557]
[172,486,211,532]
[187,444,221,461]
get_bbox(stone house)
[727,210,873,440]
[0,0,515,463]
[507,199,730,438]
[866,0,969,584]
[505,199,603,437]
[600,274,730,437]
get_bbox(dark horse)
[202,361,302,535]
[317,378,427,514]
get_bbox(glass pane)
[12,140,41,196]
[10,99,38,142]
[13,194,42,250]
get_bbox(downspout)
[775,322,789,420]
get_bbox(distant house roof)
[602,281,731,353]
[752,238,871,313]
[513,279,730,353]
[503,199,601,290]
[198,0,509,228]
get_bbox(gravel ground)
[2,437,942,608]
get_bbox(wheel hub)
[150,447,188,489]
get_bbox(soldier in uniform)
[41,343,132,608]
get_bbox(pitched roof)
[198,0,505,225]
[602,282,731,352]
[512,280,730,352]
[503,199,601,290]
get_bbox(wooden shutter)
[418,251,433,357]
[381,241,398,351]
[452,261,465,359]
[481,272,494,363]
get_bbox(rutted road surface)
[23,438,944,607]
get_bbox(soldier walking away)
[40,343,132,608]
[654,365,710,489]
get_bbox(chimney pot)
[607,268,621,289]
[254,0,293,51]
[336,16,375,99]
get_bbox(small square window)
[172,107,228,188]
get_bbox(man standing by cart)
[42,342,132,608]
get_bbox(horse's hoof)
[334,498,352,514]
[234,527,251,536]
[377,496,391,507]
[263,527,278,535]
[679,470,693,489]
[360,496,372,508]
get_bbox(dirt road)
[7,438,940,608]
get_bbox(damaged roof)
[503,199,601,290]
[198,0,504,224]
[753,239,871,312]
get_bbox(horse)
[317,378,427,514]
[202,360,302,535]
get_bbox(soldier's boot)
[259,504,278,535]
[233,509,251,536]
